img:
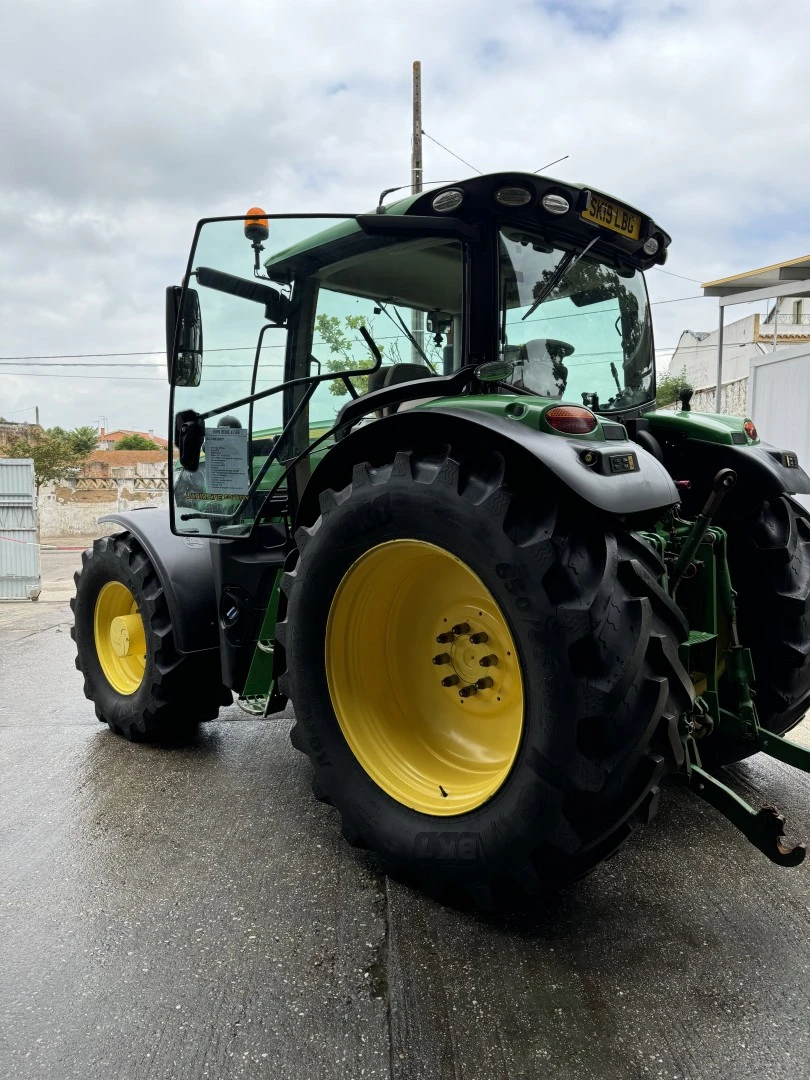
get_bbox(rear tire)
[71,533,227,741]
[279,449,693,906]
[705,496,810,764]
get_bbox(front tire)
[71,533,227,741]
[279,449,693,905]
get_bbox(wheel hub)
[446,627,501,695]
[110,614,146,658]
[93,581,147,696]
[430,622,505,699]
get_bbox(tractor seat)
[366,364,436,417]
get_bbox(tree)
[315,314,390,397]
[48,425,99,455]
[656,365,690,408]
[6,429,82,493]
[68,426,99,455]
[115,433,160,450]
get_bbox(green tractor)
[72,173,810,905]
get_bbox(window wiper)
[610,361,623,395]
[521,237,598,322]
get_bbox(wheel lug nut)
[469,632,488,644]
[476,677,494,690]
[432,653,452,665]
[441,674,460,687]
[479,654,498,667]
[451,622,470,635]
[436,631,455,644]
[459,684,478,698]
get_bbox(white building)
[667,256,810,414]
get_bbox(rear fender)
[99,508,219,655]
[648,438,810,519]
[296,407,679,528]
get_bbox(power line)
[652,267,704,284]
[534,155,570,173]
[0,371,256,382]
[0,293,710,367]
[652,294,705,305]
[1,336,756,386]
[0,346,266,361]
[0,360,283,369]
[420,130,482,175]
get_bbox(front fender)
[296,407,678,528]
[99,508,219,655]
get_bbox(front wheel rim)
[93,581,147,695]
[325,539,524,816]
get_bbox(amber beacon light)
[244,207,270,243]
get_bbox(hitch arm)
[687,761,806,867]
[757,729,810,772]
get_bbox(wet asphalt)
[2,547,810,1079]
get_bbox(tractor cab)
[166,172,671,539]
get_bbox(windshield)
[498,228,654,413]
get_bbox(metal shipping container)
[0,458,42,600]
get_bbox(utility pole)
[410,60,424,363]
[411,60,423,196]
[35,406,39,426]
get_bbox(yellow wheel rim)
[326,540,524,816]
[93,581,146,695]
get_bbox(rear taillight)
[545,406,597,435]
[744,420,758,441]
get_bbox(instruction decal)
[204,426,249,496]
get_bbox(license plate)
[581,195,640,240]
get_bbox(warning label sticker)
[204,426,249,496]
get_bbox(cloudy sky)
[2,0,809,433]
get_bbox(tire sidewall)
[287,461,644,883]
[74,542,157,729]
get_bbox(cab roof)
[263,171,671,284]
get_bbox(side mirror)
[174,409,205,471]
[166,286,203,387]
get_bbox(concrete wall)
[658,375,749,416]
[0,422,43,450]
[669,315,762,386]
[37,451,171,537]
[669,297,810,390]
[706,376,749,415]
[38,492,169,537]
